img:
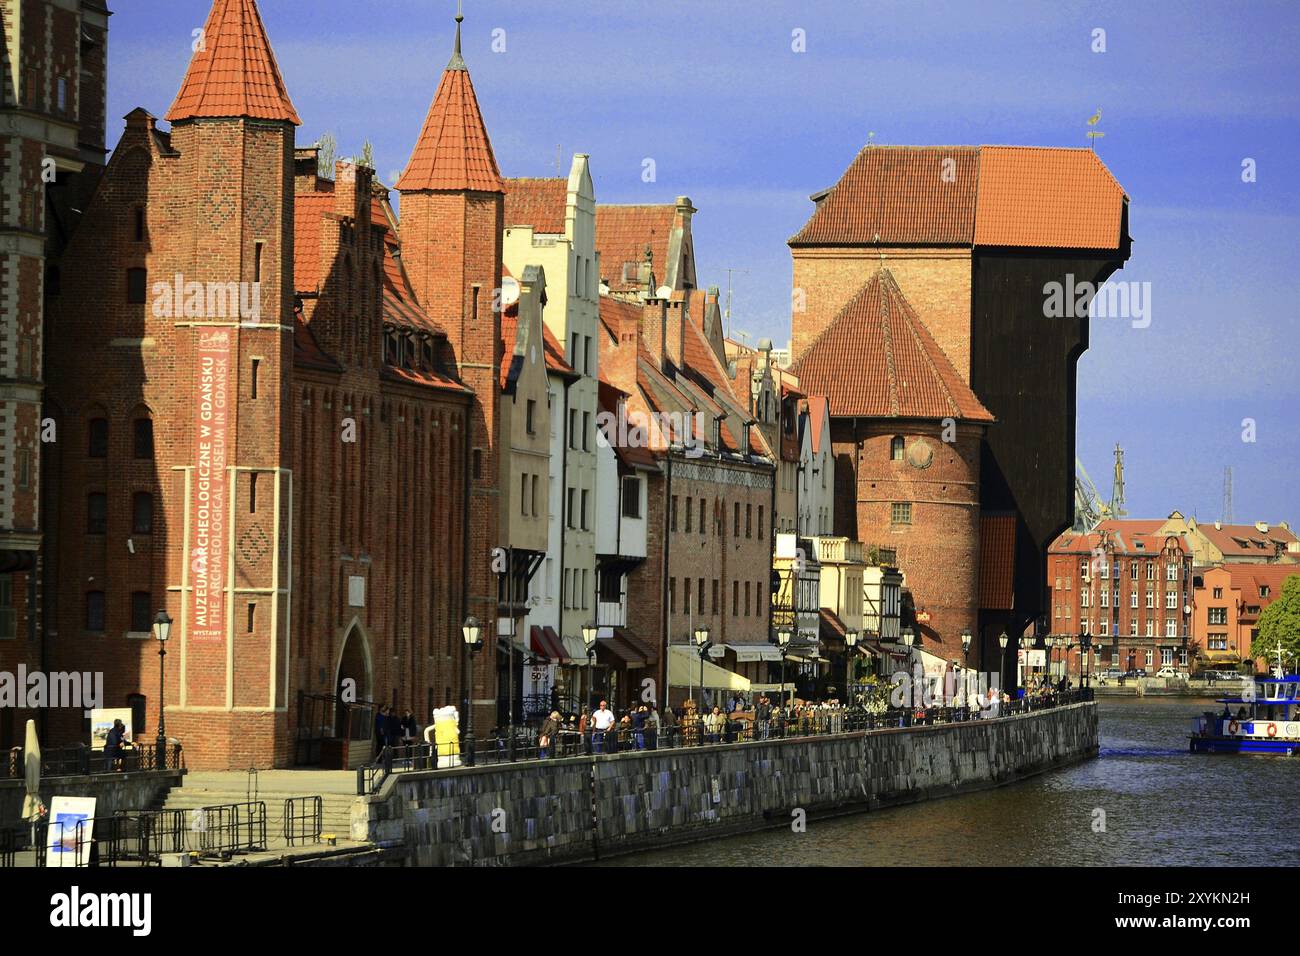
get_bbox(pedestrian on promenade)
[632,705,648,750]
[662,706,678,748]
[590,700,615,754]
[646,705,660,750]
[104,719,128,772]
[399,709,419,746]
[539,710,561,759]
[755,695,771,740]
[374,706,390,754]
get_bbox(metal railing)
[195,802,267,858]
[283,796,322,847]
[3,742,184,779]
[355,689,1094,793]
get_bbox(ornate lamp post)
[998,630,1009,695]
[960,627,973,718]
[1045,634,1058,690]
[901,626,916,720]
[844,629,859,710]
[152,609,172,766]
[775,626,793,711]
[1080,631,1093,691]
[582,621,599,710]
[693,624,711,710]
[462,615,483,766]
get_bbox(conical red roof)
[165,0,300,125]
[396,18,503,193]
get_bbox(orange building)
[1193,565,1300,673]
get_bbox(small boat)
[1190,674,1300,755]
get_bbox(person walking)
[646,705,660,750]
[539,710,561,759]
[662,707,678,748]
[399,709,419,747]
[755,695,771,741]
[632,705,648,750]
[704,706,723,744]
[104,719,128,772]
[590,700,615,754]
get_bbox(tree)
[352,139,375,171]
[315,131,337,181]
[1250,575,1300,673]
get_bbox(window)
[732,581,739,616]
[685,498,693,533]
[746,504,752,538]
[1208,607,1227,625]
[87,493,107,534]
[582,411,590,451]
[890,436,904,461]
[712,579,719,615]
[670,495,678,532]
[1130,591,1137,608]
[132,492,153,534]
[133,417,154,459]
[1165,592,1177,610]
[531,476,539,518]
[621,476,641,518]
[1130,621,1138,637]
[88,418,108,458]
[1208,635,1228,651]
[526,400,536,435]
[744,581,751,616]
[891,502,912,525]
[521,474,530,517]
[1100,590,1108,608]
[1166,563,1177,582]
[734,503,741,536]
[1213,587,1223,599]
[1081,591,1090,609]
[0,577,13,640]
[699,498,706,534]
[1145,590,1154,609]
[567,487,576,528]
[56,76,68,114]
[17,449,31,491]
[251,358,260,400]
[1130,562,1138,580]
[756,582,763,616]
[758,506,764,540]
[1260,585,1271,598]
[254,241,264,282]
[1146,649,1154,667]
[1099,620,1108,636]
[684,578,693,614]
[668,578,676,614]
[127,694,147,736]
[130,592,151,632]
[126,267,147,304]
[1080,560,1089,580]
[1146,561,1155,580]
[568,409,577,450]
[581,490,589,530]
[1145,619,1154,638]
[247,603,256,634]
[86,591,105,632]
[472,449,483,480]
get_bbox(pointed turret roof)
[396,13,504,193]
[791,269,994,423]
[165,0,300,124]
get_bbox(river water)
[601,697,1298,866]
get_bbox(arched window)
[85,591,105,631]
[133,416,154,458]
[890,436,905,461]
[88,417,108,458]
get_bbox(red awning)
[529,625,567,662]
[595,628,658,668]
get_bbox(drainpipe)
[461,400,472,753]
[661,453,672,710]
[557,379,570,657]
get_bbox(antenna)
[723,267,748,340]
[1110,443,1127,518]
[556,144,562,176]
[1222,467,1234,525]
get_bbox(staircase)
[152,770,364,856]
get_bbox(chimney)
[1215,521,1222,530]
[640,293,668,372]
[334,160,371,222]
[601,300,640,398]
[294,147,320,192]
[665,292,687,369]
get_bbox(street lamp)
[775,626,793,711]
[694,623,710,709]
[960,627,973,718]
[1080,631,1093,691]
[462,615,483,766]
[582,622,599,710]
[152,609,171,766]
[844,629,859,709]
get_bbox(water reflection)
[600,698,1295,867]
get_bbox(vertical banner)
[191,329,231,643]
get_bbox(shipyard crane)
[1074,445,1129,531]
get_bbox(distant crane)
[1074,446,1128,532]
[1110,443,1127,519]
[1222,466,1234,524]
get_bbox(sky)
[108,0,1300,525]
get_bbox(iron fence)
[355,688,1094,793]
[283,796,322,847]
[2,742,184,780]
[195,802,267,858]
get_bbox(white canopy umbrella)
[21,719,42,835]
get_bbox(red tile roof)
[293,307,341,373]
[504,178,568,233]
[293,191,334,292]
[1050,528,1186,556]
[165,0,300,125]
[975,146,1127,249]
[789,144,1126,251]
[596,205,676,292]
[979,513,1016,610]
[396,26,503,194]
[790,146,978,246]
[597,378,659,471]
[1197,522,1300,560]
[1226,565,1300,621]
[790,268,995,423]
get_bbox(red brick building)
[32,0,503,767]
[0,0,109,750]
[1047,522,1193,678]
[788,144,1131,677]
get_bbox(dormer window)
[384,329,399,366]
[422,338,434,370]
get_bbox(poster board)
[89,708,134,750]
[46,795,97,868]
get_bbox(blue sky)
[109,1,1300,524]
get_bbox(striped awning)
[529,625,567,662]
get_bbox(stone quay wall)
[358,702,1098,866]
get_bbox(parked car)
[1099,668,1124,683]
[1123,668,1147,679]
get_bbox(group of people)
[373,706,421,752]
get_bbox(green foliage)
[353,140,375,170]
[316,131,337,181]
[1251,576,1300,670]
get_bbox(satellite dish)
[499,276,520,308]
[656,285,673,299]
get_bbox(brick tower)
[396,10,503,732]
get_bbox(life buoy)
[1267,723,1278,738]
[1227,720,1239,735]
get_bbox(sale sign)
[190,329,231,643]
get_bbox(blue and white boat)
[1190,675,1300,755]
